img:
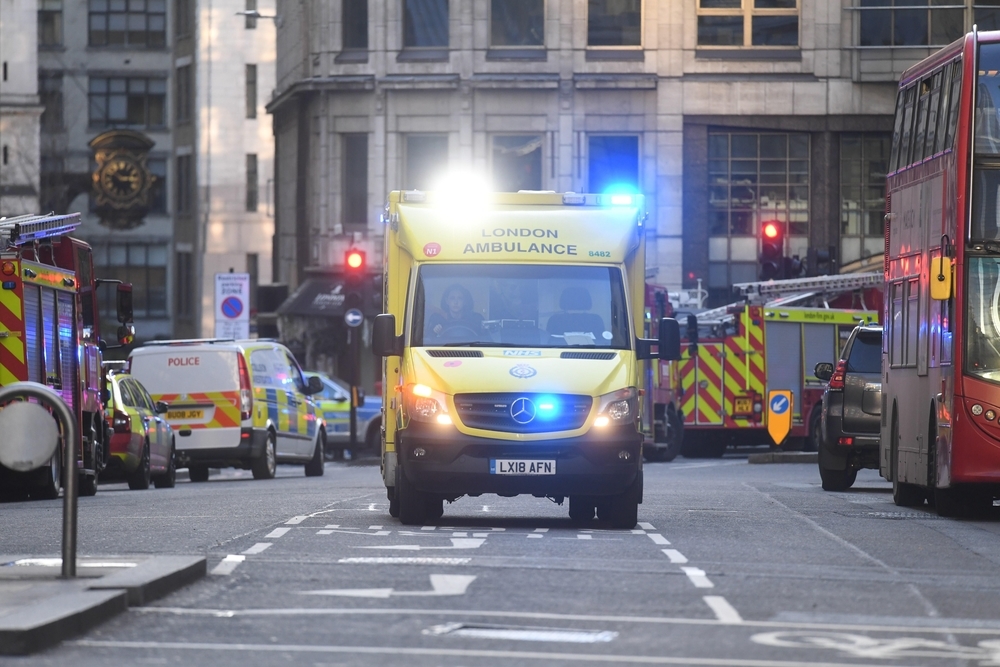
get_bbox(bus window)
[899,86,917,169]
[945,59,962,150]
[934,62,952,155]
[890,88,906,172]
[914,79,931,162]
[923,71,942,158]
[975,44,1000,154]
[966,257,1000,381]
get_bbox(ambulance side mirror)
[116,283,134,324]
[372,314,402,357]
[658,318,681,361]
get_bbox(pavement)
[0,553,205,655]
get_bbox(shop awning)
[276,277,352,318]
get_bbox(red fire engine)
[0,213,134,498]
[643,273,882,460]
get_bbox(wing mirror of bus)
[116,283,134,323]
[814,362,834,382]
[372,314,402,357]
[658,317,681,361]
[930,256,952,300]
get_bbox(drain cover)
[424,622,618,643]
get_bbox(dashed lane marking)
[242,543,272,555]
[361,538,486,551]
[648,533,670,545]
[338,557,471,565]
[527,534,543,539]
[682,567,714,589]
[704,596,743,624]
[367,503,378,511]
[638,522,655,530]
[209,555,245,576]
[533,528,548,533]
[662,549,688,564]
[265,527,291,539]
[577,534,592,540]
[421,526,436,531]
[285,516,307,525]
[369,525,383,530]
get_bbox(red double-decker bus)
[883,29,1000,516]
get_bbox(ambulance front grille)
[560,352,615,360]
[425,350,484,358]
[453,392,592,433]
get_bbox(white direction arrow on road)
[301,574,476,599]
[359,538,485,551]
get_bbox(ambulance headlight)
[405,384,451,424]
[596,388,638,426]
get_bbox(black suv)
[814,324,882,491]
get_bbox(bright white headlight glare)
[405,384,451,423]
[596,388,638,425]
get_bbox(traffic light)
[345,249,366,273]
[759,221,785,281]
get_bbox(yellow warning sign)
[767,390,793,445]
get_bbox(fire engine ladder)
[0,212,82,247]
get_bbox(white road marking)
[662,549,688,564]
[317,530,333,535]
[424,623,618,643]
[421,526,436,531]
[361,538,486,551]
[209,555,245,576]
[704,596,743,624]
[285,516,307,525]
[369,525,383,530]
[242,543,272,555]
[638,522,655,530]
[70,639,900,665]
[481,505,490,512]
[647,533,670,545]
[265,528,291,539]
[324,524,340,529]
[527,534,543,539]
[473,533,489,538]
[577,534,592,540]
[452,532,468,537]
[533,528,548,533]
[367,503,378,511]
[302,574,476,598]
[630,529,646,534]
[682,567,714,589]
[338,557,470,565]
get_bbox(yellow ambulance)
[128,339,327,481]
[372,190,680,527]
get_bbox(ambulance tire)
[425,496,445,521]
[252,431,277,480]
[601,471,641,529]
[388,488,400,518]
[396,465,427,525]
[127,441,152,490]
[153,442,177,488]
[568,496,596,522]
[305,431,325,477]
[32,450,62,500]
[661,408,683,462]
[365,419,381,450]
[188,465,210,482]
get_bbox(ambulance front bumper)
[397,422,641,498]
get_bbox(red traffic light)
[762,222,781,239]
[345,250,366,270]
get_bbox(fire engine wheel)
[252,431,277,480]
[127,441,152,490]
[890,409,924,507]
[32,450,62,500]
[396,465,427,526]
[153,442,177,488]
[79,472,99,497]
[305,431,326,477]
[568,496,596,522]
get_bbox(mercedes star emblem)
[510,397,536,424]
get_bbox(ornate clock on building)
[89,130,156,230]
[97,156,149,204]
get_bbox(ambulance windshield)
[412,264,630,348]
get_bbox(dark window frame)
[88,75,167,129]
[88,0,167,49]
[38,0,64,48]
[490,0,544,48]
[245,64,257,119]
[246,153,259,212]
[697,0,799,49]
[402,0,449,48]
[342,0,368,50]
[94,242,169,320]
[341,133,368,230]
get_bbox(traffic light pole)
[348,326,359,448]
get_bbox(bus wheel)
[891,410,923,507]
[396,465,427,526]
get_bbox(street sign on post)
[767,390,793,446]
[215,273,251,339]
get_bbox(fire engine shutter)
[764,321,801,419]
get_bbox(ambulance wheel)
[365,420,381,450]
[79,472,98,497]
[569,496,596,522]
[252,431,277,480]
[305,431,325,477]
[127,441,152,490]
[425,496,444,521]
[188,465,210,482]
[661,407,683,462]
[388,489,400,518]
[600,472,641,529]
[32,449,62,500]
[153,442,177,488]
[396,465,427,525]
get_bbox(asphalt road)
[7,452,1000,666]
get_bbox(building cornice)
[266,75,377,113]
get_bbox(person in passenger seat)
[546,286,605,343]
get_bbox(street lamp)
[235,9,282,27]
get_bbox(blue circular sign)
[221,296,243,319]
[770,394,789,415]
[344,308,364,328]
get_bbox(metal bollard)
[0,382,78,578]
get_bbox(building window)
[841,134,890,266]
[588,135,639,195]
[587,0,640,47]
[88,76,166,128]
[176,154,193,214]
[88,0,167,48]
[493,135,543,191]
[245,0,257,28]
[698,0,799,48]
[707,132,810,289]
[404,135,448,190]
[175,251,193,319]
[491,0,543,47]
[245,64,257,119]
[343,0,368,49]
[246,253,259,311]
[403,0,448,48]
[246,154,258,212]
[148,157,167,213]
[175,0,192,38]
[342,134,368,230]
[176,65,192,124]
[39,73,63,131]
[975,4,1000,31]
[39,0,63,48]
[94,243,168,319]
[858,1,964,47]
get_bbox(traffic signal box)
[759,221,785,281]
